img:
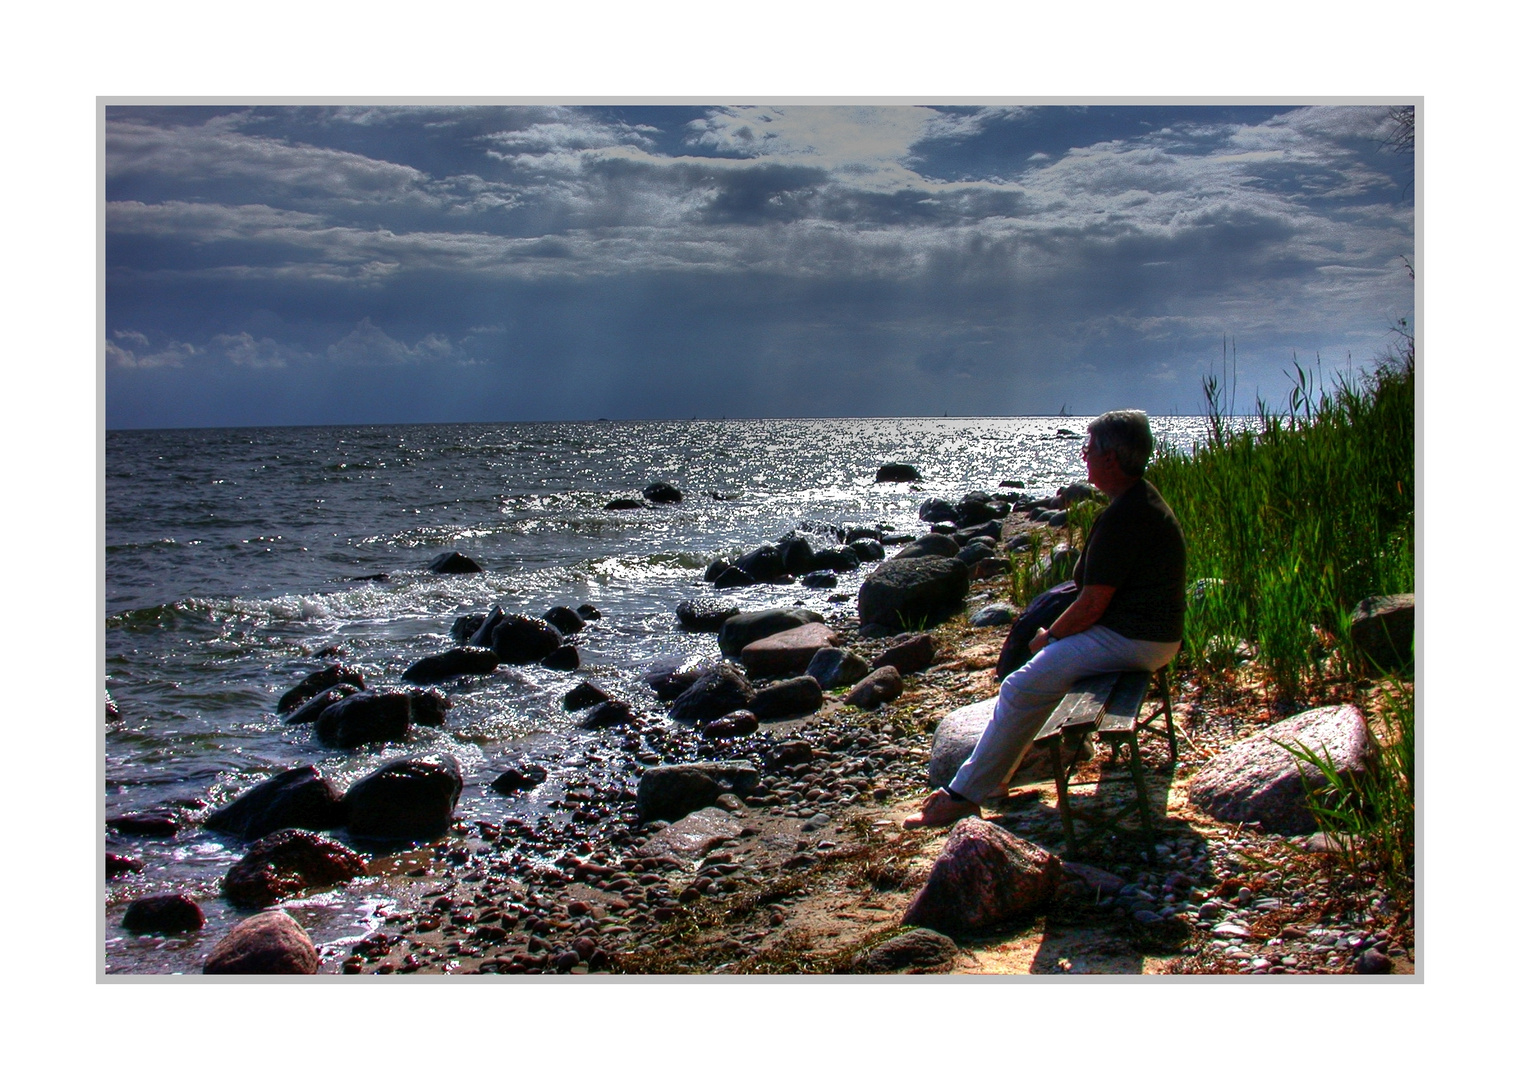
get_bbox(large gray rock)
[871,633,937,675]
[927,698,1086,790]
[204,765,346,840]
[846,928,959,973]
[857,556,969,633]
[636,761,759,823]
[750,675,824,719]
[221,829,366,908]
[1349,593,1415,671]
[717,608,825,657]
[901,818,1061,936]
[805,646,871,690]
[667,662,755,721]
[843,666,903,709]
[342,754,463,840]
[636,807,746,861]
[1187,704,1372,835]
[203,910,319,975]
[893,533,962,560]
[740,621,839,677]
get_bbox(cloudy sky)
[104,103,1414,428]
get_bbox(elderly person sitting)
[906,409,1186,829]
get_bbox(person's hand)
[1031,627,1051,653]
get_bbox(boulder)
[580,699,639,729]
[875,463,922,482]
[1187,704,1372,835]
[766,740,815,769]
[953,495,999,528]
[804,570,839,589]
[406,687,450,726]
[857,556,970,632]
[576,604,602,621]
[402,646,500,684]
[636,807,746,861]
[892,533,962,561]
[122,894,205,934]
[283,683,361,725]
[750,675,824,719]
[490,614,564,663]
[107,811,178,837]
[871,633,937,675]
[777,536,815,575]
[450,613,485,644]
[735,544,788,582]
[713,566,758,589]
[563,681,611,711]
[277,664,367,715]
[1055,482,1097,508]
[718,607,825,657]
[490,763,548,796]
[427,551,483,574]
[221,829,366,908]
[107,853,144,877]
[541,644,580,671]
[342,754,463,840]
[1349,593,1415,671]
[918,498,957,524]
[704,559,733,583]
[467,606,506,648]
[314,689,412,748]
[543,606,586,635]
[700,710,760,739]
[805,646,871,690]
[676,598,740,631]
[644,655,707,701]
[636,762,760,823]
[843,666,904,709]
[203,910,319,975]
[668,663,755,721]
[605,498,648,511]
[901,818,1062,935]
[642,482,683,504]
[810,547,861,572]
[204,765,346,840]
[740,621,839,677]
[970,603,1016,628]
[848,538,886,563]
[846,928,959,974]
[927,697,1087,789]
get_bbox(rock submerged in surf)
[427,551,483,574]
[875,463,922,482]
[543,606,586,635]
[402,646,500,684]
[204,765,346,840]
[642,481,683,504]
[277,664,367,714]
[342,754,463,840]
[284,683,361,724]
[314,689,414,748]
[490,614,564,664]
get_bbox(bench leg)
[1157,668,1178,764]
[1122,731,1156,846]
[1048,739,1078,852]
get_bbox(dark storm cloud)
[104,103,1414,427]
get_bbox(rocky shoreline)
[108,480,1415,976]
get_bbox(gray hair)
[1087,410,1155,477]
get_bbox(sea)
[103,416,1213,974]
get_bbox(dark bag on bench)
[995,579,1080,681]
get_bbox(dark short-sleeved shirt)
[1071,478,1186,642]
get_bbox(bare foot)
[903,789,981,829]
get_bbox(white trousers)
[949,625,1179,805]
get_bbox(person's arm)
[1030,584,1116,653]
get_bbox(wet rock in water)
[700,710,760,739]
[717,607,825,657]
[644,655,707,701]
[848,538,886,563]
[642,481,683,504]
[713,565,758,589]
[1349,593,1415,671]
[204,765,346,841]
[740,621,839,678]
[283,683,362,725]
[1188,704,1371,835]
[402,646,500,684]
[203,910,319,975]
[843,666,904,710]
[871,632,937,675]
[107,852,144,877]
[490,763,548,796]
[704,558,733,583]
[892,533,962,560]
[805,646,871,690]
[876,463,922,482]
[810,547,861,572]
[107,811,178,838]
[576,604,602,621]
[543,605,586,635]
[902,818,1061,936]
[668,662,755,721]
[970,603,1016,627]
[802,570,838,589]
[343,754,463,840]
[605,497,648,511]
[637,761,759,823]
[918,498,957,524]
[277,664,367,714]
[467,606,506,648]
[847,927,959,974]
[563,680,611,711]
[428,551,483,574]
[858,556,969,632]
[750,675,824,720]
[221,829,366,908]
[1054,481,1096,507]
[449,613,485,643]
[314,689,413,748]
[406,687,450,726]
[580,699,639,729]
[106,690,120,722]
[777,536,814,575]
[541,644,580,671]
[122,894,205,934]
[735,544,787,582]
[676,598,740,631]
[490,614,564,664]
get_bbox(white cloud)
[210,331,300,368]
[106,330,197,368]
[327,318,456,366]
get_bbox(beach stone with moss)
[847,927,959,973]
[1349,593,1415,671]
[203,910,319,974]
[902,818,1061,936]
[1187,704,1371,835]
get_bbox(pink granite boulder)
[901,818,1062,936]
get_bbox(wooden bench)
[1033,667,1175,852]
